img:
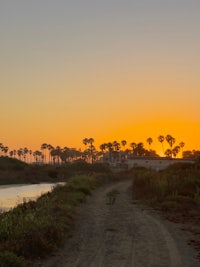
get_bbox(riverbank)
[0,182,65,211]
[0,175,102,266]
[0,156,111,185]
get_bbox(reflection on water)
[0,183,64,211]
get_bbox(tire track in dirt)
[32,180,199,267]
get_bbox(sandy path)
[32,180,199,267]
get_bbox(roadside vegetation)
[0,174,112,267]
[1,154,200,266]
[0,156,115,267]
[132,162,200,213]
[131,161,200,259]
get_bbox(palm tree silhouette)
[106,142,113,162]
[0,143,3,156]
[112,141,120,151]
[88,138,95,163]
[2,146,9,156]
[146,137,153,150]
[179,142,185,157]
[121,140,127,150]
[99,143,106,153]
[172,146,180,158]
[41,143,48,163]
[165,135,175,149]
[134,142,145,156]
[29,150,32,163]
[82,138,89,150]
[158,135,165,155]
[47,144,54,164]
[165,149,172,158]
[17,148,23,161]
[23,147,29,162]
[130,142,136,155]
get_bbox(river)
[0,183,64,211]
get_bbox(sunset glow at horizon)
[0,1,200,155]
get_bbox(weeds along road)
[33,180,199,267]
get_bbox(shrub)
[0,157,27,171]
[47,170,58,179]
[132,164,200,215]
[0,251,24,267]
[0,174,98,260]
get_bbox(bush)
[0,251,24,267]
[0,157,27,171]
[132,164,200,215]
[0,175,98,260]
[47,170,58,179]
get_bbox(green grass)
[132,163,200,213]
[0,251,25,267]
[0,175,98,265]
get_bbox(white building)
[127,156,195,171]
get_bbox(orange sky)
[0,1,200,154]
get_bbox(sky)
[0,0,200,154]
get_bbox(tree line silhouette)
[0,135,199,164]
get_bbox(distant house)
[127,156,195,171]
[101,153,195,171]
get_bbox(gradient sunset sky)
[0,0,200,154]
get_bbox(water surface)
[0,183,63,211]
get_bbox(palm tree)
[2,146,9,156]
[158,135,165,155]
[33,150,43,163]
[134,142,146,156]
[82,138,89,149]
[88,138,94,146]
[59,147,69,163]
[146,137,153,150]
[54,146,61,164]
[29,150,32,163]
[172,146,180,158]
[112,141,120,151]
[130,142,137,155]
[88,138,95,163]
[47,144,54,164]
[99,143,107,153]
[112,141,120,162]
[165,135,175,149]
[9,150,14,158]
[165,149,172,158]
[82,148,90,162]
[106,142,113,162]
[0,143,3,156]
[121,140,127,150]
[179,142,185,157]
[23,147,29,162]
[13,149,17,158]
[41,143,48,163]
[17,148,23,161]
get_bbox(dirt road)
[33,180,199,267]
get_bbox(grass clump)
[132,163,200,214]
[0,175,97,263]
[0,251,25,267]
[106,189,120,205]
